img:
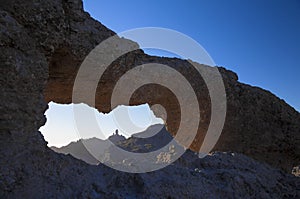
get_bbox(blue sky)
[41,0,300,147]
[41,103,163,147]
[83,0,300,111]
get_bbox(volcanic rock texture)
[1,0,299,198]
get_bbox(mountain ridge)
[50,124,171,165]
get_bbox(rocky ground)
[1,137,299,198]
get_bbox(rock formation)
[0,0,299,198]
[2,0,297,172]
[51,124,175,165]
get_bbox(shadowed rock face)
[0,0,299,197]
[2,0,298,172]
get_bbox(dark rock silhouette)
[116,124,174,153]
[108,129,126,144]
[0,0,299,198]
[50,124,177,164]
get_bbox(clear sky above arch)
[83,0,300,111]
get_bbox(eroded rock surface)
[1,0,300,198]
[1,0,299,172]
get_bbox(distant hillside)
[50,138,108,165]
[117,124,174,152]
[50,124,175,165]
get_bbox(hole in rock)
[39,102,165,165]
